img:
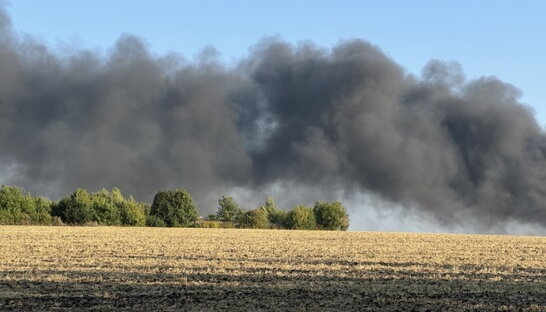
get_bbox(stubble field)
[0,226,545,311]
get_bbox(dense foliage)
[286,205,317,230]
[261,197,287,228]
[216,196,240,223]
[52,188,148,226]
[0,185,52,225]
[150,189,198,227]
[0,184,349,230]
[207,196,349,230]
[237,207,270,229]
[313,201,350,230]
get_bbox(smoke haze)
[1,7,545,233]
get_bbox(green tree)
[54,189,93,224]
[119,196,146,226]
[261,196,286,228]
[0,185,28,211]
[206,214,218,221]
[0,185,54,225]
[146,215,167,227]
[150,189,198,227]
[216,196,240,222]
[89,188,121,225]
[237,208,269,229]
[313,201,349,231]
[32,197,53,225]
[286,205,316,230]
[0,185,35,224]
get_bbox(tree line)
[0,185,349,230]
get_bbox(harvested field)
[0,226,545,311]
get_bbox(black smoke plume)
[1,7,545,232]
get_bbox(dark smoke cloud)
[1,7,545,232]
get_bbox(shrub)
[82,221,100,226]
[261,196,287,228]
[313,201,349,231]
[0,185,40,225]
[0,184,350,231]
[196,220,222,228]
[286,205,316,230]
[119,197,146,226]
[0,185,30,211]
[220,221,235,228]
[54,189,93,224]
[31,197,53,225]
[206,214,218,221]
[89,189,121,225]
[51,216,64,226]
[146,215,167,227]
[0,209,13,225]
[216,196,240,222]
[53,188,148,226]
[238,208,269,229]
[150,189,198,227]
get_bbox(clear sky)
[5,0,546,125]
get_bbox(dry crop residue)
[0,226,545,311]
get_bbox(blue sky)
[6,0,546,125]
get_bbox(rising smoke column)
[0,7,545,231]
[0,7,254,201]
[245,40,546,228]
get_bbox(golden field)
[0,226,545,311]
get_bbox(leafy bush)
[0,184,349,231]
[238,208,269,229]
[216,196,240,222]
[31,197,53,225]
[0,185,43,225]
[286,205,316,230]
[54,189,93,224]
[150,189,198,227]
[89,188,122,225]
[146,215,167,227]
[0,185,55,225]
[0,209,13,224]
[313,201,349,231]
[54,188,148,226]
[0,185,31,212]
[261,196,287,228]
[196,220,222,228]
[119,197,146,226]
[51,216,64,226]
[206,214,218,221]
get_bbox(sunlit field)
[1,226,545,311]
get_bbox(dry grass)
[1,226,545,311]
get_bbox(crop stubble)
[0,226,545,311]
